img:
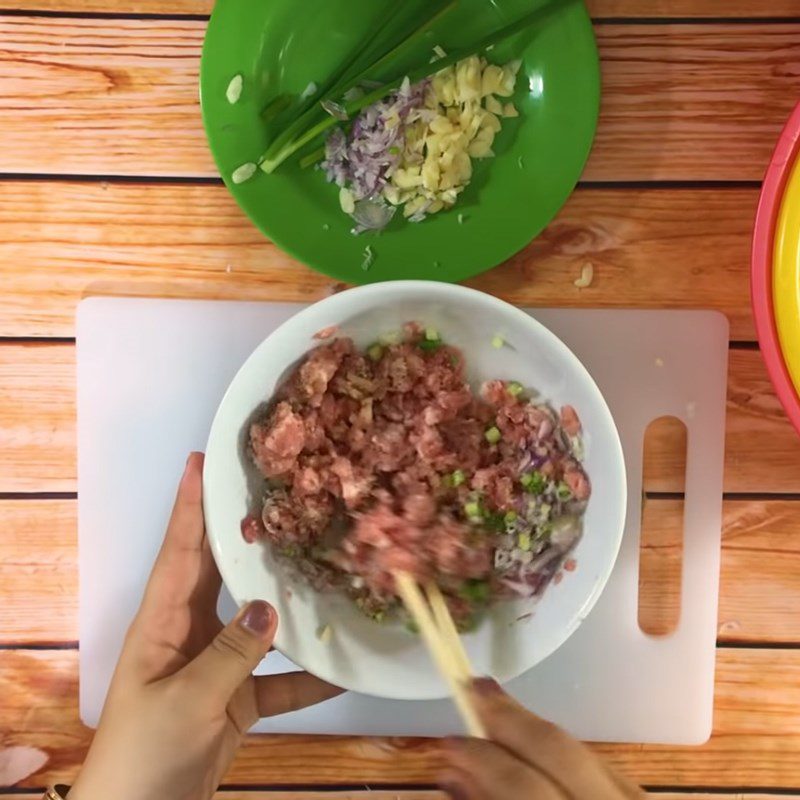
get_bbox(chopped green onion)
[379,330,400,345]
[504,510,518,525]
[464,500,482,520]
[491,334,505,349]
[451,469,466,487]
[485,426,501,444]
[521,471,546,494]
[425,327,440,341]
[361,245,375,271]
[538,522,553,539]
[405,619,420,634]
[418,339,441,352]
[485,512,506,532]
[367,343,384,361]
[507,381,524,397]
[457,213,466,224]
[388,145,401,155]
[518,532,532,551]
[459,579,491,603]
[299,146,325,169]
[556,481,573,501]
[260,93,292,123]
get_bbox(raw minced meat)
[242,324,591,630]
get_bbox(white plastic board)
[77,298,728,744]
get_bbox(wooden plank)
[1,648,799,788]
[587,23,800,180]
[640,499,800,643]
[213,795,441,800]
[4,344,799,494]
[3,498,799,646]
[0,500,76,646]
[1,0,798,20]
[0,344,75,493]
[0,18,798,180]
[587,0,800,14]
[650,797,800,800]
[0,795,445,800]
[4,794,796,800]
[0,181,756,339]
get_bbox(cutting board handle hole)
[638,415,687,637]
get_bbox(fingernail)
[239,600,275,637]
[473,677,502,696]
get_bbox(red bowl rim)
[751,100,800,435]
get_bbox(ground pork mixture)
[241,324,591,630]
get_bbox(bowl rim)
[203,281,627,698]
[751,99,800,436]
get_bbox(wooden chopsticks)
[393,571,487,738]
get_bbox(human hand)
[441,679,644,799]
[70,453,342,800]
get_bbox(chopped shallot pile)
[242,324,591,630]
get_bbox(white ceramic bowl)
[204,282,626,700]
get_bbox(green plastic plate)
[200,0,600,284]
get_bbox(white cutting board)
[77,298,728,745]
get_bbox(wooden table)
[2,0,800,797]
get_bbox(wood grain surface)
[0,0,797,19]
[0,500,76,646]
[1,1,799,795]
[1,648,799,788]
[8,793,787,800]
[3,498,799,646]
[4,344,799,494]
[0,181,756,339]
[4,795,796,800]
[0,344,75,493]
[0,18,798,180]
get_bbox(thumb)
[184,600,277,704]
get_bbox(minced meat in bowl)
[203,282,626,700]
[243,324,591,633]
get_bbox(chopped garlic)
[492,334,505,349]
[226,74,243,104]
[316,624,333,644]
[384,55,520,221]
[574,262,594,289]
[485,95,504,115]
[339,186,355,214]
[231,162,256,184]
